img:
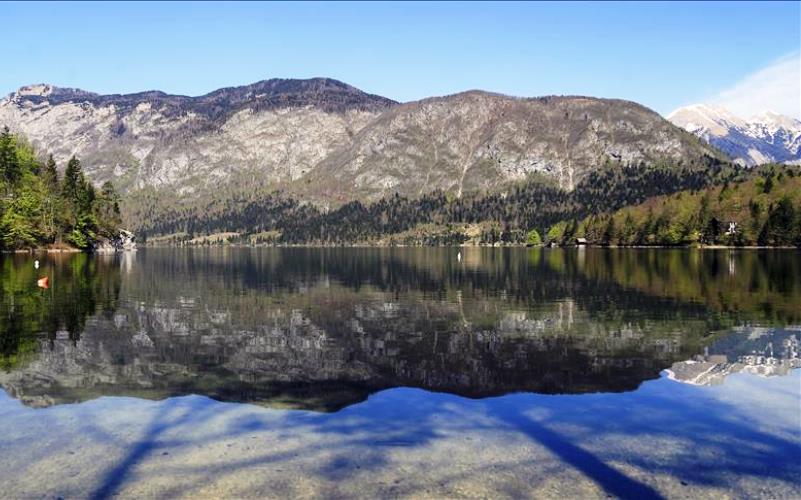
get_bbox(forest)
[559,167,801,247]
[0,127,122,251]
[131,155,759,246]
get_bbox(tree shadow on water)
[489,399,665,499]
[87,397,223,500]
[51,382,801,499]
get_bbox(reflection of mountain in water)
[666,327,801,386]
[0,248,799,411]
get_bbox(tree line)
[0,127,122,250]
[130,154,749,246]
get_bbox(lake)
[0,247,799,498]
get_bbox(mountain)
[0,79,395,197]
[668,104,801,166]
[299,91,718,202]
[1,79,720,208]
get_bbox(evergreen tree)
[602,217,616,245]
[760,197,796,246]
[62,156,83,208]
[0,130,121,250]
[0,126,21,187]
[42,154,59,191]
[763,174,774,194]
[702,217,721,245]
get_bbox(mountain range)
[1,78,719,209]
[668,104,801,166]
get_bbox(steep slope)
[668,104,801,166]
[0,79,396,195]
[302,91,720,202]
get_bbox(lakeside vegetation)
[553,166,801,247]
[0,127,122,251]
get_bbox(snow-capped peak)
[668,104,801,166]
[750,110,801,133]
[667,103,747,136]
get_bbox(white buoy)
[34,260,39,269]
[457,251,461,262]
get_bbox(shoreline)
[1,247,82,254]
[138,243,801,250]
[1,247,137,255]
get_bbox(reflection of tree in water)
[134,247,801,323]
[1,247,799,409]
[0,253,121,369]
[575,248,801,323]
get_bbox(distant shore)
[138,243,801,250]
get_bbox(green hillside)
[555,165,801,247]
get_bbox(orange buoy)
[37,277,49,289]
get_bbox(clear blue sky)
[1,1,798,115]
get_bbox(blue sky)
[1,1,799,116]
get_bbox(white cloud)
[711,52,800,119]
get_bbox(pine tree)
[0,126,21,187]
[602,217,617,245]
[97,181,122,233]
[62,156,83,206]
[42,154,59,191]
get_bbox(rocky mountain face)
[0,79,395,196]
[0,79,719,208]
[303,92,714,201]
[668,104,801,166]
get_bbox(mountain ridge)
[1,78,724,215]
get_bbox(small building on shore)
[575,237,587,246]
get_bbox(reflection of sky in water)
[0,371,798,498]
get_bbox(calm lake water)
[0,247,799,498]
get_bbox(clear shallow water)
[0,248,799,498]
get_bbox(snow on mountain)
[668,104,801,166]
